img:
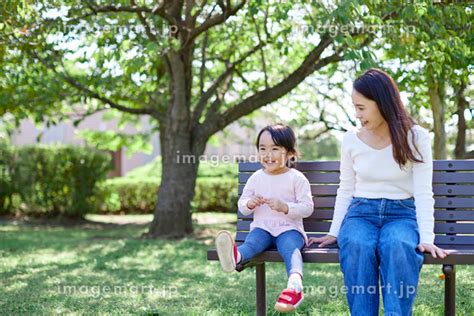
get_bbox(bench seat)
[207,160,474,315]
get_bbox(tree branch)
[85,0,175,25]
[130,0,157,42]
[199,31,210,95]
[71,107,108,126]
[318,105,349,133]
[310,83,357,127]
[251,13,268,88]
[299,100,348,141]
[206,73,233,122]
[200,34,335,136]
[464,150,474,159]
[86,1,153,13]
[189,0,247,42]
[185,0,197,28]
[299,126,331,141]
[189,0,208,27]
[234,68,251,86]
[196,0,397,140]
[192,38,268,125]
[30,51,155,116]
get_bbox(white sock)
[287,273,303,293]
[236,250,242,264]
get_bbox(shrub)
[193,178,238,213]
[0,144,111,217]
[0,142,14,214]
[97,177,238,214]
[96,178,160,214]
[126,157,238,179]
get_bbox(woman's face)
[258,131,289,174]
[351,89,387,131]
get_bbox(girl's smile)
[258,131,291,175]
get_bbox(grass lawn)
[1,213,472,315]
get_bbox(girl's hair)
[353,68,423,167]
[256,124,298,168]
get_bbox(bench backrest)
[237,160,474,249]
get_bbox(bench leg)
[442,264,456,316]
[256,263,266,316]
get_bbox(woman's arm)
[412,127,435,245]
[412,127,448,258]
[328,132,356,237]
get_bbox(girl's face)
[258,131,291,174]
[352,89,387,131]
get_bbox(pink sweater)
[238,168,314,244]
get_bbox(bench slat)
[238,160,474,172]
[433,160,474,171]
[238,172,341,184]
[239,184,474,196]
[238,210,474,221]
[239,161,341,172]
[435,235,474,245]
[434,223,474,234]
[237,220,474,234]
[312,197,474,208]
[432,185,474,196]
[433,210,474,221]
[208,248,474,264]
[433,172,474,184]
[238,171,474,184]
[236,231,474,246]
[236,195,474,208]
[236,220,332,232]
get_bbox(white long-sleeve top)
[238,168,314,244]
[328,125,435,244]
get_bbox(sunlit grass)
[0,213,472,315]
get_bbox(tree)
[1,1,403,238]
[382,2,473,159]
[454,77,474,159]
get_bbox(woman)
[309,68,448,315]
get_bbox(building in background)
[9,110,275,177]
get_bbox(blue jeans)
[338,197,424,316]
[238,228,305,276]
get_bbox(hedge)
[0,144,111,217]
[96,177,238,214]
[0,142,14,215]
[1,143,239,216]
[126,157,238,179]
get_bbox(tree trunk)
[427,72,447,159]
[146,47,205,238]
[454,81,467,159]
[146,130,200,238]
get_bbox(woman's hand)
[308,235,337,247]
[417,243,449,258]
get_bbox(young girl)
[215,124,314,313]
[309,68,448,315]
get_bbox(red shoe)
[215,231,238,273]
[274,288,303,313]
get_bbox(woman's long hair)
[353,68,423,167]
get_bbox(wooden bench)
[207,160,474,316]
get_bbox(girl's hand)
[247,195,265,210]
[265,198,288,214]
[308,235,337,247]
[417,243,449,258]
